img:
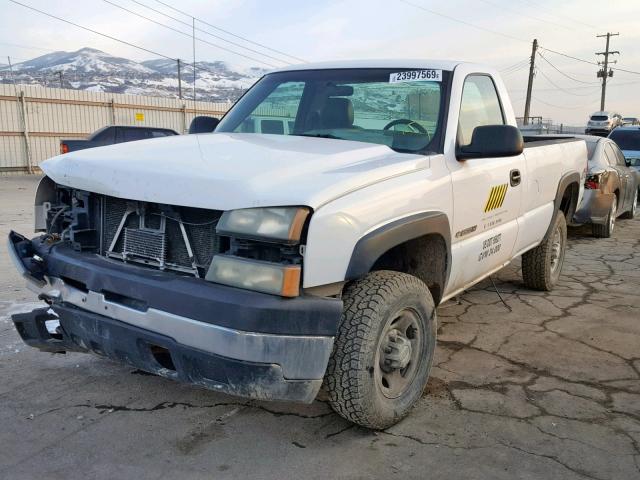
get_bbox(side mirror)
[457,125,524,161]
[189,116,220,134]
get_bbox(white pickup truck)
[9,60,587,429]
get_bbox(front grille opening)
[102,290,148,312]
[100,196,223,276]
[61,276,89,293]
[149,345,176,371]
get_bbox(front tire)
[324,271,436,429]
[521,210,567,291]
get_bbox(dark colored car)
[60,126,179,154]
[608,126,640,188]
[573,135,638,237]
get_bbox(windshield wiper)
[294,133,343,140]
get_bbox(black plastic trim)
[12,305,319,403]
[543,171,581,240]
[23,240,343,336]
[345,212,451,282]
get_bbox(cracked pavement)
[1,175,639,480]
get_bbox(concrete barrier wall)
[0,84,232,175]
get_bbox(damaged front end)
[8,178,342,403]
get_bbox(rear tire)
[324,271,436,429]
[522,210,567,291]
[620,189,637,219]
[592,196,617,238]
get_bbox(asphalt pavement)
[1,175,639,480]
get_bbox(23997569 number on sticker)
[389,70,442,83]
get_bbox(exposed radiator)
[100,195,223,276]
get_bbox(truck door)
[447,74,525,291]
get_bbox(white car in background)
[586,111,623,136]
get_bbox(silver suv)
[586,111,623,136]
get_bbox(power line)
[152,0,307,63]
[0,42,58,54]
[535,67,599,96]
[516,0,597,29]
[539,45,640,76]
[501,62,530,76]
[397,0,528,43]
[500,59,529,73]
[127,0,290,66]
[6,0,244,89]
[476,0,573,31]
[537,52,599,85]
[533,96,599,110]
[538,46,598,66]
[8,0,177,61]
[610,66,640,76]
[103,0,279,68]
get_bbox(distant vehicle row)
[585,111,640,136]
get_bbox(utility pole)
[57,71,63,89]
[177,59,182,99]
[596,33,619,111]
[192,16,197,103]
[523,38,538,126]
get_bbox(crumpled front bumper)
[573,190,615,225]
[8,231,343,403]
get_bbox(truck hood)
[42,133,429,210]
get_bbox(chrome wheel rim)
[550,225,563,274]
[609,197,617,232]
[375,308,423,399]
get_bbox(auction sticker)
[389,70,442,83]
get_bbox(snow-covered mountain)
[0,47,267,102]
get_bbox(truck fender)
[544,171,580,240]
[345,211,451,286]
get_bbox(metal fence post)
[18,91,33,174]
[182,104,187,134]
[110,99,116,125]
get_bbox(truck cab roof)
[272,59,484,73]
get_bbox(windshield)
[609,129,640,152]
[591,115,609,121]
[216,68,448,153]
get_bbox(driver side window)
[457,75,505,147]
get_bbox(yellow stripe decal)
[484,187,497,212]
[484,184,508,213]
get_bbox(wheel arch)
[545,172,580,241]
[344,212,451,305]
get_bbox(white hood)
[42,133,428,210]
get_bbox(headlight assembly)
[216,207,309,242]
[205,255,301,297]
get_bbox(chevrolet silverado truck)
[9,60,587,429]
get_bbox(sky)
[2,0,640,124]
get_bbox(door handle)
[510,169,521,187]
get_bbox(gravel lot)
[1,175,639,480]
